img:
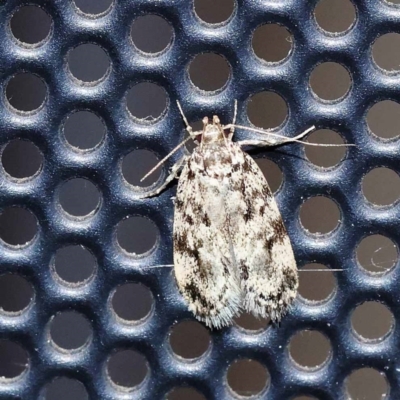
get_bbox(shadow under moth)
[141,101,350,329]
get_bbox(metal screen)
[0,0,399,399]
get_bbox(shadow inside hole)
[367,100,400,139]
[0,274,34,313]
[252,24,292,62]
[234,313,270,331]
[50,311,92,350]
[255,158,283,193]
[309,62,351,101]
[351,301,394,340]
[227,359,269,397]
[68,44,110,83]
[131,15,173,53]
[107,350,148,388]
[122,150,161,187]
[10,5,52,45]
[194,0,235,24]
[305,129,346,168]
[0,207,37,246]
[126,82,167,121]
[167,387,207,400]
[169,321,211,359]
[189,53,230,91]
[2,139,43,179]
[298,264,336,302]
[247,92,287,129]
[346,368,388,400]
[0,340,28,378]
[314,0,356,33]
[362,167,400,206]
[54,245,96,284]
[59,178,100,217]
[6,73,47,112]
[63,111,105,150]
[73,0,113,15]
[44,377,88,400]
[356,235,398,274]
[117,216,158,255]
[112,283,153,321]
[289,330,331,368]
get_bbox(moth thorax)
[202,124,225,144]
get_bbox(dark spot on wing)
[201,213,211,227]
[240,262,249,280]
[270,218,287,241]
[282,268,298,291]
[242,158,252,173]
[232,163,241,172]
[187,167,195,181]
[175,198,184,210]
[264,237,274,252]
[185,214,194,225]
[184,281,208,308]
[174,233,187,253]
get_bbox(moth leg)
[139,156,189,198]
[227,100,238,140]
[237,126,315,148]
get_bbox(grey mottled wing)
[173,156,242,329]
[226,144,298,323]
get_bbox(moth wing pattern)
[227,144,298,323]
[173,154,242,329]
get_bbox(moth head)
[202,115,225,144]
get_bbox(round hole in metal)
[10,5,52,45]
[247,91,288,130]
[116,216,158,255]
[2,139,43,179]
[169,320,211,359]
[227,359,269,397]
[6,73,47,112]
[0,207,38,246]
[67,44,110,83]
[50,311,92,350]
[107,349,148,388]
[54,245,96,284]
[194,0,235,24]
[252,24,292,62]
[0,274,34,313]
[63,111,105,150]
[131,15,173,53]
[112,282,154,322]
[189,53,230,91]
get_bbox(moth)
[141,101,349,329]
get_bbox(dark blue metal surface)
[0,0,398,399]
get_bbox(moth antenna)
[225,124,356,147]
[144,265,343,272]
[140,136,193,182]
[140,100,201,182]
[300,269,344,272]
[229,100,238,139]
[177,100,193,134]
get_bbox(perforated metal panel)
[0,0,399,399]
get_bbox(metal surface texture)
[0,0,398,399]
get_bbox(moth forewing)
[171,120,298,328]
[140,102,352,329]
